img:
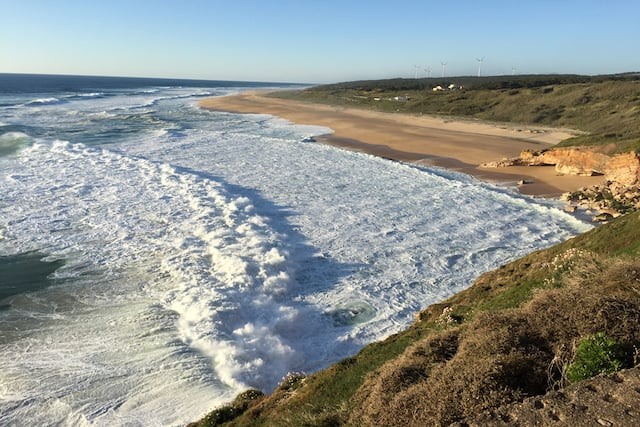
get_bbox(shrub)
[194,389,264,427]
[565,332,626,382]
[276,371,306,392]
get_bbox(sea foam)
[0,131,31,155]
[0,139,319,423]
[24,97,65,106]
[0,86,592,425]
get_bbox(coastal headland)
[200,91,603,197]
[193,83,640,426]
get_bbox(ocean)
[0,73,591,426]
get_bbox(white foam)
[88,111,117,118]
[121,104,592,367]
[24,97,64,106]
[74,92,105,98]
[0,88,592,425]
[0,140,314,423]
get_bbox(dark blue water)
[0,253,64,303]
[0,73,302,147]
[0,73,296,96]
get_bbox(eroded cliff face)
[484,148,640,183]
[482,148,640,219]
[539,148,611,177]
[604,151,640,185]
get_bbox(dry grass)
[351,329,460,425]
[193,215,640,426]
[349,257,640,426]
[273,77,640,153]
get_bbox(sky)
[2,0,639,84]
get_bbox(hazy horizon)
[3,0,639,83]
[2,70,639,88]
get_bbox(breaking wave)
[24,97,66,106]
[0,139,335,424]
[0,131,31,155]
[0,82,592,425]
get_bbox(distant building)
[433,84,464,92]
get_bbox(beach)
[200,91,603,196]
[0,77,593,425]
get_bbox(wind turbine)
[425,66,432,78]
[440,62,447,78]
[414,65,420,79]
[511,67,517,75]
[476,57,484,77]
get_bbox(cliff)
[483,148,640,219]
[605,151,640,185]
[483,148,639,183]
[192,213,640,427]
[190,77,640,426]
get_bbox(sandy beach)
[200,92,603,196]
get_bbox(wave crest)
[23,97,65,106]
[0,131,31,155]
[4,141,306,392]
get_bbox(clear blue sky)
[2,0,639,83]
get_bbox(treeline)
[313,73,640,92]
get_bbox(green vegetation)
[270,73,640,153]
[192,213,640,426]
[192,390,264,427]
[191,75,640,426]
[565,332,627,383]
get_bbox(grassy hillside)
[192,212,640,426]
[191,75,640,425]
[271,74,640,153]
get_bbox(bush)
[194,389,264,427]
[565,332,626,382]
[276,371,306,392]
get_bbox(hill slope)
[272,74,640,154]
[192,212,640,426]
[270,75,640,218]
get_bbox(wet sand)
[200,92,603,196]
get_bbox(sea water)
[0,74,591,426]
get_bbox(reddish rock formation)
[604,152,640,185]
[539,148,610,176]
[484,148,639,183]
[482,148,640,218]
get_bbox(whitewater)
[0,76,591,426]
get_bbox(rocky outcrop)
[604,151,640,185]
[562,181,640,221]
[482,148,640,218]
[481,147,636,179]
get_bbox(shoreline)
[200,91,604,197]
